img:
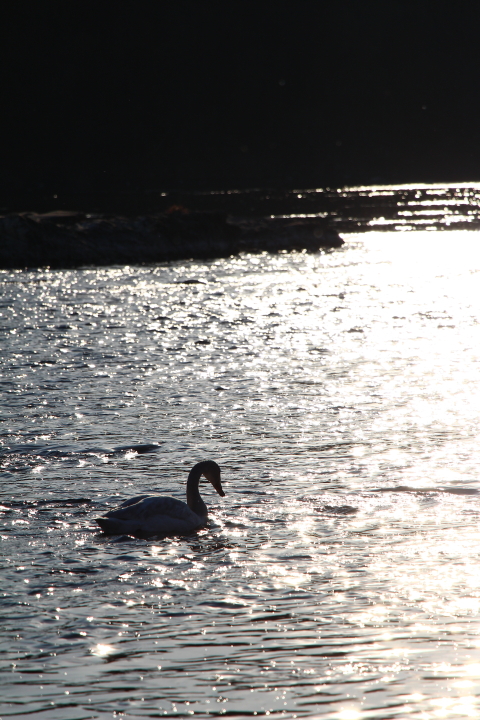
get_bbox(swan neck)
[186,464,207,518]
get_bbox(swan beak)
[212,478,225,497]
[204,470,225,497]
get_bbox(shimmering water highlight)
[2,230,480,718]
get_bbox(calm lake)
[2,186,480,719]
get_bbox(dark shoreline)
[2,183,480,270]
[0,211,343,270]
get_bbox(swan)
[95,460,224,535]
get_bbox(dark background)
[2,1,480,211]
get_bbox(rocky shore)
[0,210,343,270]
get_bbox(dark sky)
[3,1,480,199]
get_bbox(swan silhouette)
[95,460,224,535]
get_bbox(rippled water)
[2,229,480,719]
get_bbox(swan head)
[200,460,225,497]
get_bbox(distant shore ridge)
[0,210,343,270]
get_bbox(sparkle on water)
[2,229,480,718]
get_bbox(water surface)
[2,228,480,719]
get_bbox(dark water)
[2,185,480,719]
[8,182,480,234]
[164,182,480,233]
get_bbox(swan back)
[96,495,203,535]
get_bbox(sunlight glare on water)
[1,230,480,718]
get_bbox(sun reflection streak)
[337,709,362,720]
[90,643,116,657]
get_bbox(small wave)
[372,485,479,496]
[316,504,358,515]
[0,442,161,460]
[1,498,91,509]
[111,443,160,455]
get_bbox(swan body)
[95,460,224,535]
